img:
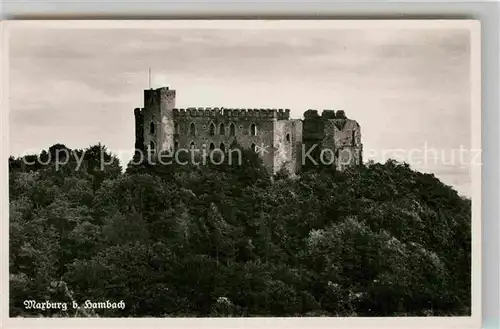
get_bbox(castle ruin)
[134,87,363,174]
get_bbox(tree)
[8,144,472,317]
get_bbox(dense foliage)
[9,143,471,317]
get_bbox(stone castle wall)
[173,107,290,120]
[302,109,363,170]
[134,87,362,174]
[173,114,277,172]
[273,120,303,175]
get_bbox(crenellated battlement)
[303,109,347,120]
[172,107,291,120]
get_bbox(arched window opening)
[189,123,196,136]
[174,141,179,150]
[209,123,216,136]
[149,141,156,154]
[251,143,256,152]
[352,131,356,145]
[150,122,155,135]
[220,143,226,153]
[190,141,196,150]
[250,123,257,136]
[286,134,290,142]
[229,123,236,136]
[209,142,215,151]
[174,123,179,134]
[219,123,225,135]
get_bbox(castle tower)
[302,109,362,170]
[137,87,176,154]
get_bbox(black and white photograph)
[2,20,481,324]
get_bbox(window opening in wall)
[250,123,257,136]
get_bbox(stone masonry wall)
[273,119,303,175]
[329,119,362,170]
[302,110,362,169]
[159,88,176,152]
[134,108,145,151]
[173,115,276,171]
[141,92,161,153]
[134,87,362,174]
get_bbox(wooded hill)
[9,144,471,317]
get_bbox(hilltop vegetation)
[9,144,471,317]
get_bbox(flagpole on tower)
[148,67,151,89]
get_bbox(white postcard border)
[0,19,482,329]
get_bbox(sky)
[8,24,473,196]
